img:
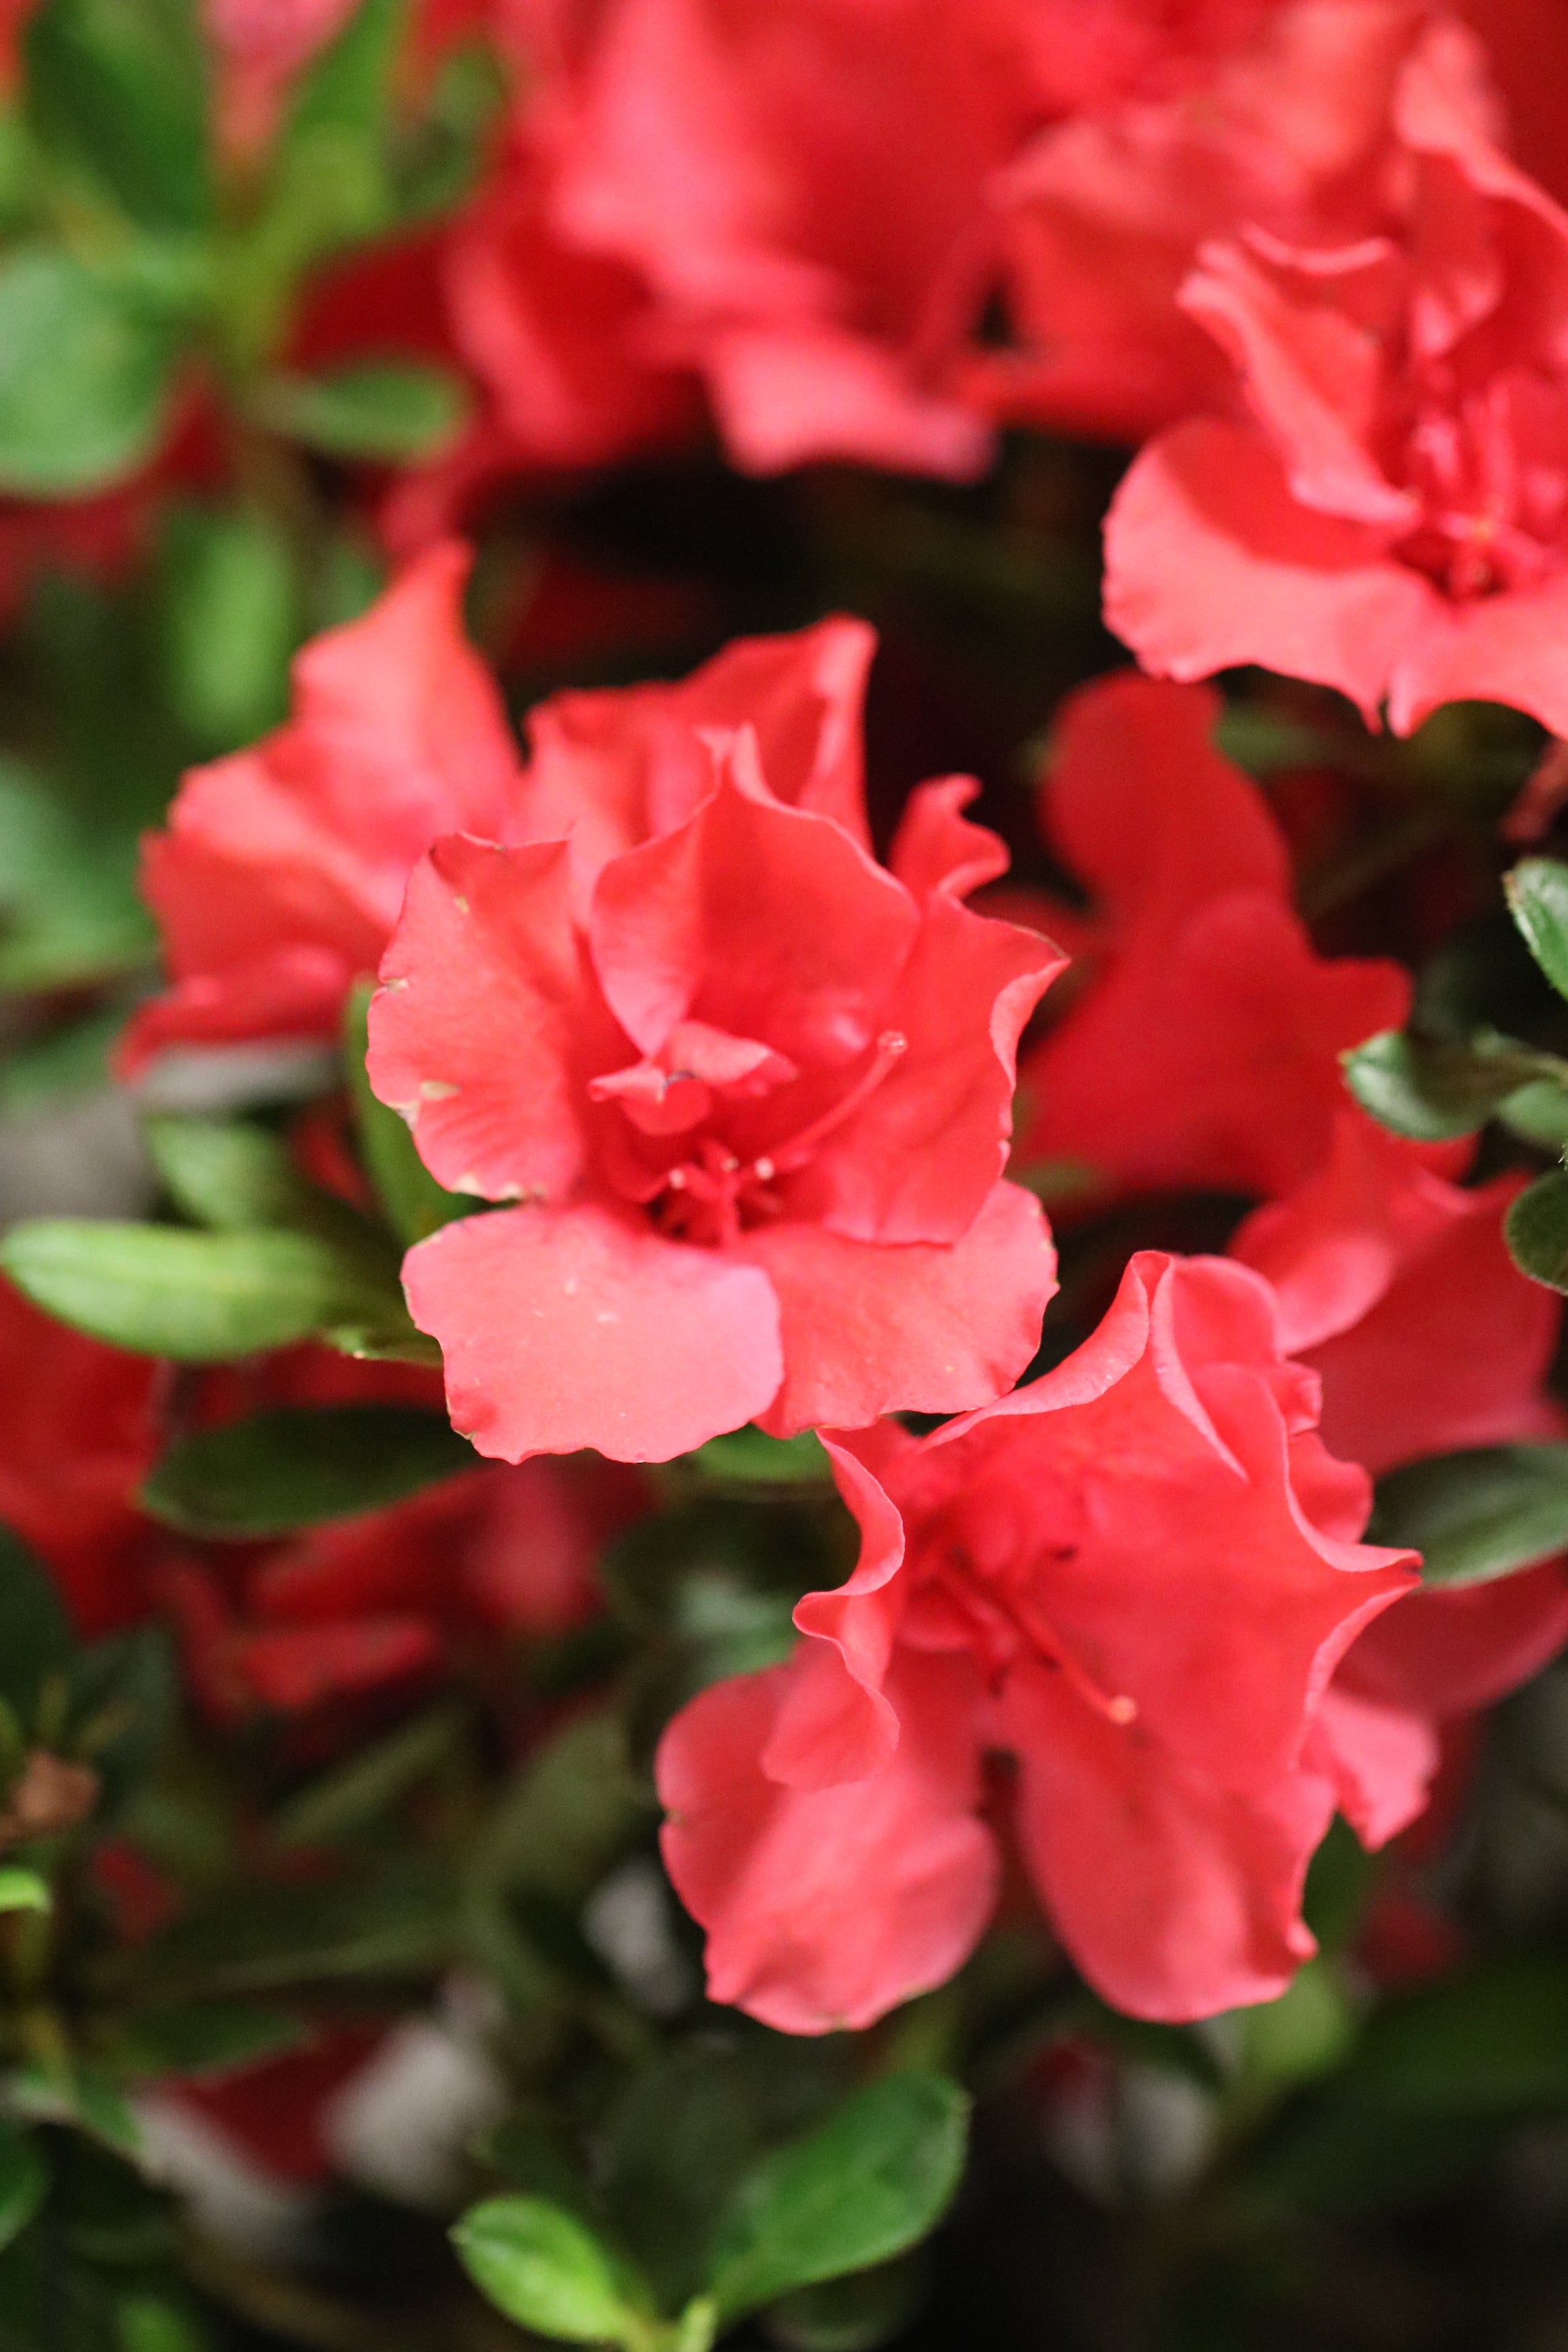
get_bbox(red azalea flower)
[473,0,1059,480]
[367,737,1062,1460]
[1104,23,1568,736]
[657,1250,1418,2030]
[162,1451,636,1722]
[1014,672,1410,1199]
[972,0,1461,445]
[1234,1111,1568,1724]
[0,1277,161,1636]
[121,541,524,1076]
[125,550,892,1072]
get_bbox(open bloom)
[1235,1112,1568,1726]
[125,537,886,1072]
[1014,672,1410,1199]
[368,737,1062,1461]
[972,0,1468,445]
[1104,25,1568,735]
[658,1250,1418,2029]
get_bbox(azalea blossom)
[658,1250,1418,2029]
[367,737,1062,1460]
[1234,1112,1568,1725]
[125,539,885,1072]
[972,0,1473,445]
[1014,671,1409,1200]
[1104,24,1568,736]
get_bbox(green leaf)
[142,1117,318,1233]
[1370,1444,1568,1588]
[221,0,404,366]
[141,1406,475,1538]
[1507,858,1568,1003]
[1349,1955,1568,2112]
[156,503,298,752]
[272,1705,466,1848]
[452,2196,653,2347]
[147,1860,457,1994]
[0,760,152,992]
[24,0,210,230]
[1342,1026,1567,1142]
[252,361,471,461]
[0,1219,392,1360]
[0,1526,75,1718]
[108,2001,305,2082]
[343,980,476,1243]
[0,249,178,495]
[68,1625,176,1819]
[689,1429,832,1491]
[0,2123,45,2256]
[761,2262,924,2352]
[0,1872,49,1915]
[1233,1959,1356,2090]
[706,2075,970,2325]
[117,2298,208,2352]
[1507,1168,1568,1293]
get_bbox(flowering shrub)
[3,5,1568,2350]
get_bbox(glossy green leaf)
[707,2075,970,2325]
[147,1860,457,1994]
[689,1428,832,1490]
[69,1625,176,1819]
[117,2298,209,2352]
[1507,858,1568,1003]
[142,1406,475,1538]
[156,503,298,751]
[761,2261,924,2352]
[1343,1025,1568,1142]
[142,1116,318,1232]
[0,1526,74,1717]
[0,249,178,495]
[0,1872,49,1915]
[0,2122,45,2256]
[272,1706,466,1848]
[110,2001,305,2083]
[1370,1444,1568,1587]
[1349,1956,1568,2112]
[453,2196,653,2346]
[343,981,476,1244]
[0,760,151,992]
[24,0,210,230]
[253,361,470,461]
[1507,1168,1568,1293]
[0,1219,390,1360]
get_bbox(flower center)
[1392,368,1568,600]
[597,1028,909,1249]
[924,1544,1138,1727]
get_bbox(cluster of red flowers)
[13,0,1568,2065]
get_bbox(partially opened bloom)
[658,1250,1418,2029]
[974,0,1462,445]
[368,737,1062,1461]
[1105,24,1568,735]
[1235,1112,1568,1723]
[125,546,884,1073]
[1014,672,1410,1199]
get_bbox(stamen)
[750,1030,908,1182]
